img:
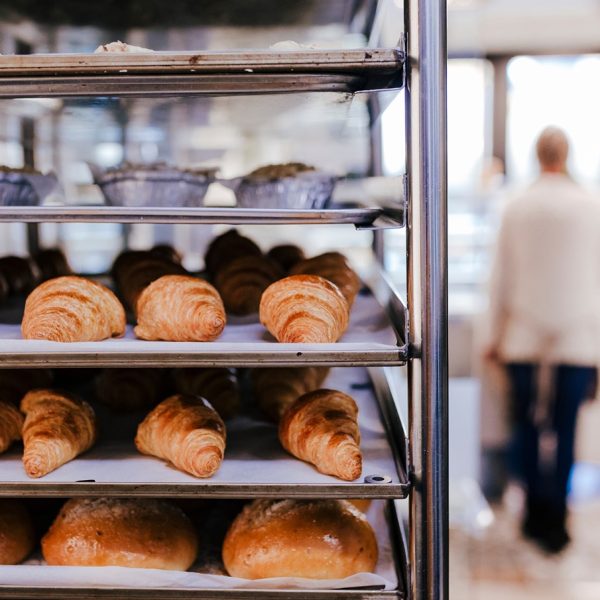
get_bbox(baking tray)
[0,268,408,368]
[0,49,404,98]
[0,367,408,499]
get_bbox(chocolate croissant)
[20,389,97,478]
[134,275,226,342]
[0,256,40,294]
[135,394,226,478]
[251,366,329,422]
[33,248,72,281]
[279,389,362,481]
[21,276,126,343]
[290,252,361,307]
[95,368,168,413]
[214,255,282,315]
[173,368,240,420]
[204,229,262,277]
[0,401,23,454]
[260,274,349,343]
[267,244,305,273]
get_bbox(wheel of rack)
[0,1,447,599]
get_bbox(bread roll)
[0,500,35,565]
[214,255,282,315]
[96,368,168,413]
[33,248,72,281]
[260,274,349,343]
[0,401,23,454]
[134,275,226,342]
[204,229,262,276]
[21,276,126,343]
[135,394,226,478]
[21,389,97,478]
[222,499,377,579]
[279,389,362,481]
[251,366,329,422]
[173,368,240,420]
[267,244,305,272]
[42,498,198,570]
[0,256,40,294]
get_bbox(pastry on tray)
[266,244,305,273]
[42,497,197,570]
[0,256,40,294]
[21,276,126,343]
[33,248,72,281]
[279,388,362,481]
[136,394,226,479]
[259,274,349,343]
[0,401,23,455]
[204,229,262,277]
[222,499,377,579]
[0,500,35,565]
[134,274,226,342]
[95,368,168,413]
[246,162,316,180]
[94,41,154,53]
[20,389,97,478]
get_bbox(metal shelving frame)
[0,1,448,598]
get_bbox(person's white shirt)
[488,172,600,366]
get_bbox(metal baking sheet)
[0,205,390,226]
[0,368,408,498]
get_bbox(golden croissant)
[95,368,168,413]
[214,255,282,316]
[21,276,126,343]
[290,252,361,307]
[279,388,362,481]
[251,366,329,422]
[173,368,240,420]
[0,401,23,454]
[20,389,97,478]
[134,275,226,342]
[260,274,349,343]
[135,394,226,478]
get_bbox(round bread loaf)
[42,498,198,570]
[222,499,378,579]
[0,500,35,565]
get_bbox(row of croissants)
[0,497,378,578]
[18,230,360,343]
[0,366,362,481]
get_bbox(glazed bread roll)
[33,248,72,281]
[0,256,40,294]
[290,252,361,307]
[21,389,97,478]
[267,244,305,273]
[173,368,240,420]
[42,497,198,570]
[0,401,23,454]
[223,499,377,579]
[251,366,329,422]
[0,500,35,565]
[279,389,362,481]
[96,368,168,413]
[204,229,262,277]
[136,394,226,478]
[134,275,226,342]
[22,276,126,343]
[214,255,282,315]
[260,274,349,343]
[0,369,53,405]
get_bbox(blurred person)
[484,126,600,553]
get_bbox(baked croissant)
[260,274,349,343]
[33,248,72,281]
[21,276,126,343]
[279,389,362,481]
[0,369,53,405]
[290,252,361,307]
[267,244,305,273]
[204,229,262,277]
[214,255,282,315]
[0,256,40,295]
[20,389,97,478]
[251,366,329,422]
[173,368,240,420]
[95,368,168,413]
[0,401,23,454]
[135,394,226,478]
[134,275,226,342]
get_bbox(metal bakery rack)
[0,0,447,598]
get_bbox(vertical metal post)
[405,0,448,599]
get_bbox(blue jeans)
[506,363,596,520]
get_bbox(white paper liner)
[0,290,398,355]
[1,501,396,591]
[0,368,399,487]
